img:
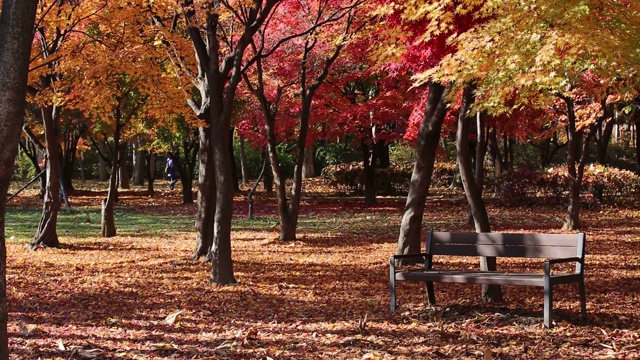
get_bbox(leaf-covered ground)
[6,183,640,359]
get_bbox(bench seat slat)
[430,244,579,258]
[396,270,580,286]
[431,233,581,247]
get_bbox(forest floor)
[5,180,640,359]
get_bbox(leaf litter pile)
[6,186,640,359]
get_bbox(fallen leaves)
[6,187,640,359]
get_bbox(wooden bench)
[389,231,587,327]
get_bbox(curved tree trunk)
[193,127,215,261]
[396,83,449,264]
[456,84,502,303]
[31,105,61,249]
[0,2,39,356]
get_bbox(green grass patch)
[5,206,195,243]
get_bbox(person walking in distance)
[165,153,179,190]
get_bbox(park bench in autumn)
[389,231,587,328]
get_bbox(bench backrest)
[426,231,585,259]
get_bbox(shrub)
[13,150,36,181]
[540,164,640,205]
[493,166,543,206]
[321,162,412,196]
[431,162,458,188]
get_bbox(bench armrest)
[390,253,428,272]
[545,257,582,265]
[544,257,583,275]
[391,253,427,260]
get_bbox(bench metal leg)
[426,282,436,304]
[579,280,587,319]
[390,266,397,314]
[544,281,553,328]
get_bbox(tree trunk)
[146,150,156,196]
[262,150,273,193]
[562,97,581,230]
[178,136,198,204]
[264,113,294,240]
[376,141,390,169]
[193,127,215,261]
[362,142,377,205]
[210,118,236,284]
[18,135,46,197]
[238,135,248,186]
[101,129,121,238]
[302,144,315,179]
[397,83,449,264]
[230,128,240,192]
[118,142,130,189]
[0,2,39,356]
[595,111,614,165]
[635,114,640,174]
[60,124,80,192]
[31,105,61,249]
[132,139,145,186]
[456,85,502,303]
[99,138,109,181]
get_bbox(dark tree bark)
[635,112,640,174]
[31,105,62,249]
[375,140,390,169]
[146,150,156,196]
[176,132,198,204]
[101,133,121,238]
[362,142,377,205]
[302,144,315,179]
[210,118,236,284]
[238,135,248,186]
[594,104,614,165]
[229,128,240,192]
[132,139,145,186]
[193,127,215,261]
[456,85,502,303]
[261,150,273,193]
[397,83,449,263]
[118,142,130,189]
[487,126,504,180]
[60,122,81,192]
[99,138,109,181]
[0,1,39,357]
